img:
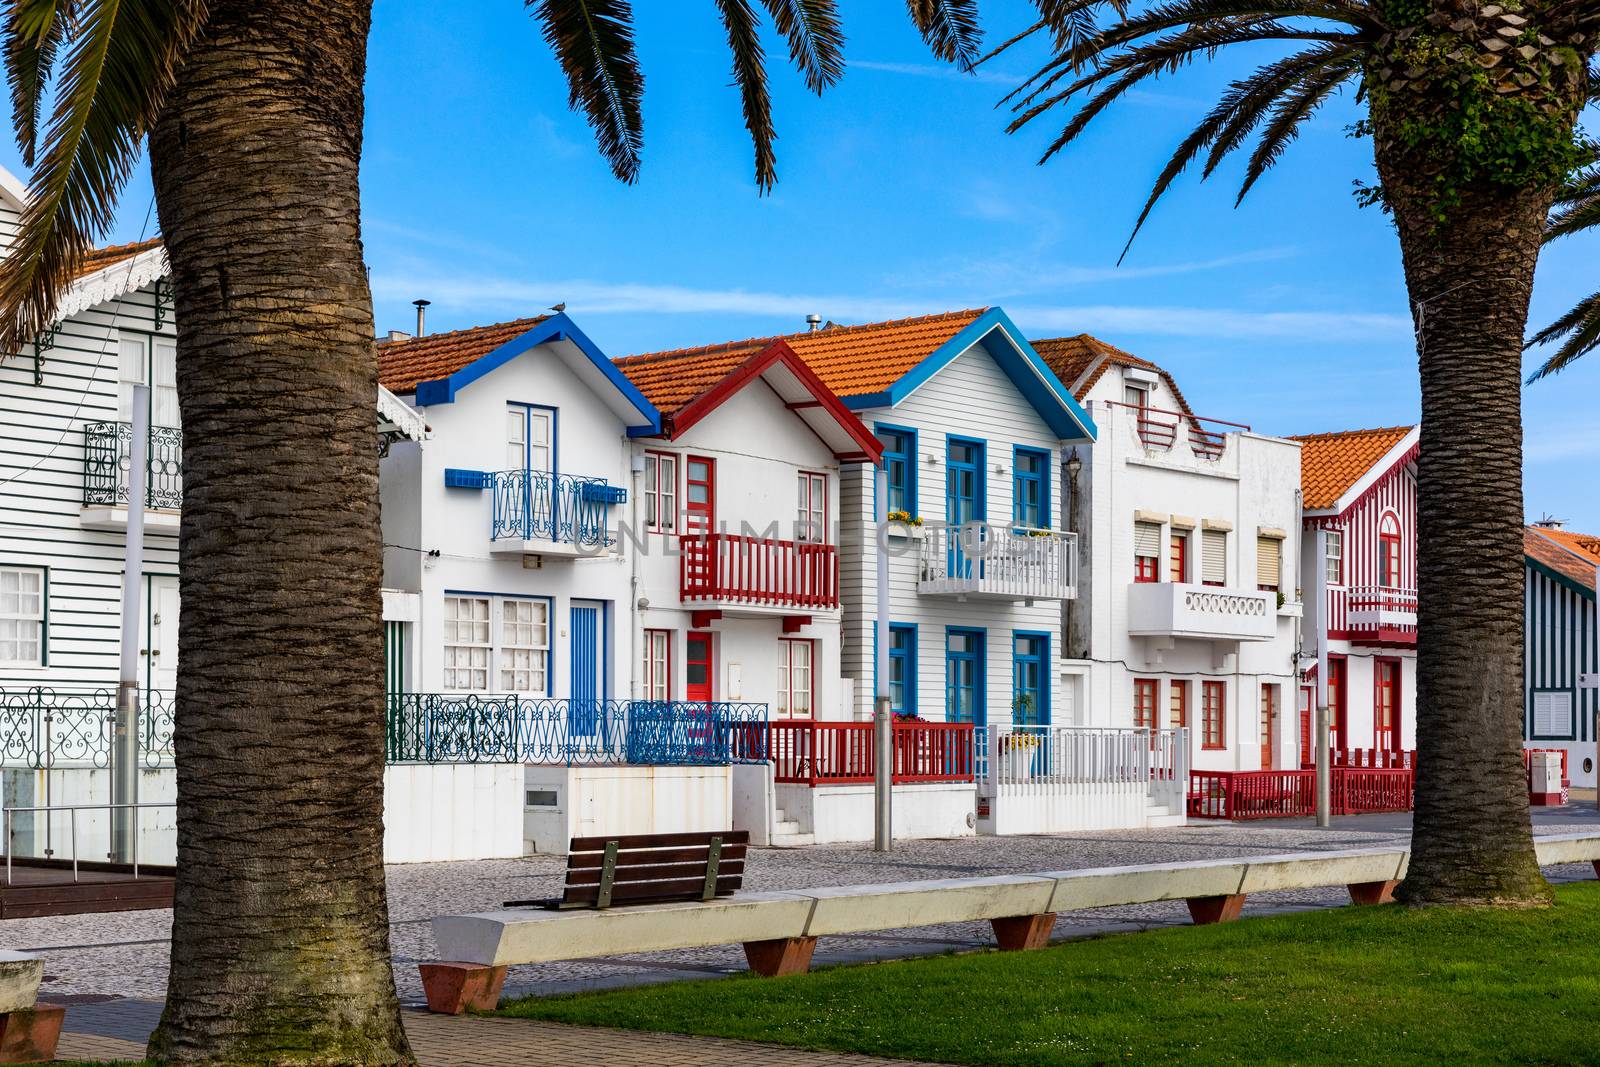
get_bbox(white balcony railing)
[917,524,1077,602]
[1127,582,1277,642]
[1345,585,1418,636]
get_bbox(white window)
[1133,520,1162,582]
[797,472,827,543]
[442,596,491,691]
[498,598,550,693]
[1201,529,1227,586]
[1533,691,1574,739]
[644,451,677,533]
[1325,530,1344,585]
[642,629,671,702]
[0,567,44,667]
[506,406,553,471]
[777,639,814,717]
[117,335,179,427]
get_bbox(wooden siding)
[1318,454,1417,638]
[1525,561,1596,743]
[0,282,179,689]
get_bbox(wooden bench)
[421,831,1600,1013]
[422,830,746,1011]
[506,831,748,911]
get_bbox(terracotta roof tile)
[71,238,163,282]
[1289,425,1414,510]
[1526,527,1598,593]
[1031,334,1196,415]
[1532,525,1600,563]
[616,309,985,414]
[377,316,549,395]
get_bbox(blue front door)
[946,439,984,578]
[569,602,603,741]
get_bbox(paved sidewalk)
[53,1005,942,1065]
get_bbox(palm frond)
[1526,289,1600,382]
[5,0,74,167]
[0,0,205,355]
[760,0,844,94]
[528,0,645,184]
[1234,52,1359,202]
[906,0,983,72]
[1546,150,1599,242]
[714,0,778,192]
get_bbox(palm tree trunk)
[144,1,415,1061]
[1376,155,1553,907]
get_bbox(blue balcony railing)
[489,469,624,546]
[384,695,769,766]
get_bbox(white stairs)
[769,804,816,848]
[1143,797,1186,828]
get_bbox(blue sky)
[34,1,1600,529]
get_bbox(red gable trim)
[663,340,885,464]
[1341,440,1419,518]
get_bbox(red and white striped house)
[1293,425,1420,764]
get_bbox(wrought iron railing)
[384,694,769,766]
[489,469,623,546]
[0,688,174,769]
[83,422,183,509]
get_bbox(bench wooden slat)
[565,859,746,888]
[568,830,749,851]
[561,874,743,906]
[566,844,748,869]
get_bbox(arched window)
[1378,513,1402,588]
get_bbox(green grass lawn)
[499,883,1600,1065]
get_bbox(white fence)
[978,726,1188,835]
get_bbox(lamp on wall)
[1065,448,1083,484]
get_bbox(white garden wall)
[522,764,733,855]
[382,762,524,863]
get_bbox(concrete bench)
[0,951,63,1063]
[423,832,1600,1012]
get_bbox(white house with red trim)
[1036,337,1303,811]
[1293,425,1420,763]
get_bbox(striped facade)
[1523,526,1599,787]
[1312,442,1419,639]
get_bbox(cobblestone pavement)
[24,807,1600,1062]
[54,1006,949,1066]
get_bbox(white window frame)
[1325,529,1344,585]
[498,597,550,693]
[644,451,678,533]
[642,629,671,702]
[797,471,828,543]
[777,638,815,718]
[0,567,45,668]
[442,595,491,692]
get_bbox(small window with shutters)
[1134,521,1162,582]
[1201,529,1227,587]
[1256,535,1282,593]
[1532,691,1575,739]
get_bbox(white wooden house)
[622,308,1096,843]
[1035,336,1302,823]
[1522,522,1598,787]
[0,164,426,864]
[1292,426,1420,762]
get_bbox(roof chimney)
[805,313,822,332]
[1534,514,1567,529]
[413,299,431,337]
[384,330,412,343]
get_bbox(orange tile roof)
[1526,527,1598,593]
[1031,333,1196,414]
[377,316,549,395]
[616,309,985,414]
[1290,425,1415,511]
[1533,525,1600,563]
[71,238,163,281]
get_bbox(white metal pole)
[114,384,149,862]
[873,467,892,852]
[1314,528,1331,828]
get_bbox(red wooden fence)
[1189,766,1415,820]
[769,720,974,786]
[680,533,838,609]
[1302,747,1417,770]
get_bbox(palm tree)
[1527,137,1599,380]
[0,0,1000,1059]
[993,2,1596,905]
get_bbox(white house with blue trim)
[1523,523,1599,787]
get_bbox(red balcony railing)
[1107,400,1249,461]
[1188,766,1414,820]
[769,720,974,786]
[680,533,838,610]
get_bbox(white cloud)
[1008,303,1410,342]
[848,59,1022,87]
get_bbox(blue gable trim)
[839,308,1097,444]
[413,313,661,434]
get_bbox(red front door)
[1328,656,1347,751]
[1299,685,1313,767]
[685,631,714,702]
[1260,684,1277,769]
[1374,658,1401,752]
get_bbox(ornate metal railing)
[83,422,183,509]
[384,694,769,766]
[0,688,174,769]
[488,469,623,546]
